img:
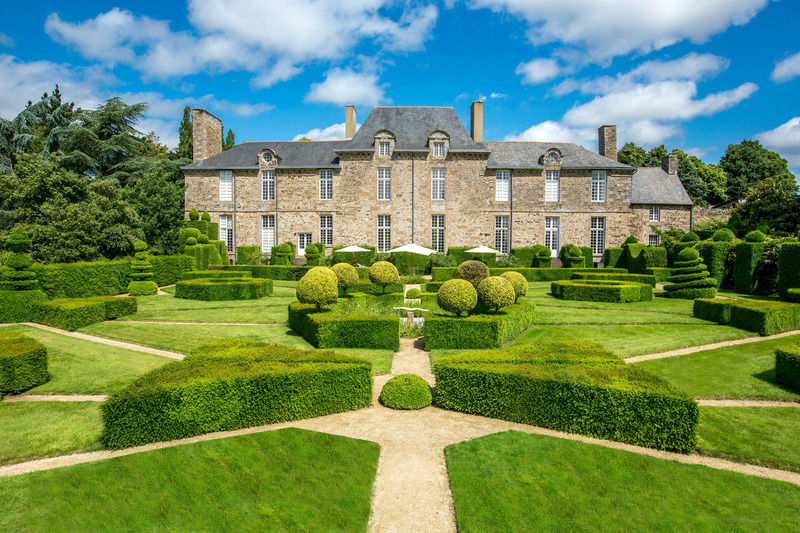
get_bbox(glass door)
[298,233,312,256]
[545,217,559,257]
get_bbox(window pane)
[262,171,275,201]
[592,171,606,202]
[378,168,391,200]
[320,215,333,246]
[432,168,446,200]
[319,170,333,200]
[262,215,275,251]
[590,217,605,255]
[545,171,560,202]
[431,215,445,253]
[545,217,559,254]
[377,215,391,252]
[220,215,233,253]
[495,216,509,254]
[219,171,232,201]
[496,170,509,201]
[649,235,659,246]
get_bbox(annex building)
[182,103,693,263]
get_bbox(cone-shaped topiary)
[501,271,528,302]
[369,261,399,294]
[1,228,38,291]
[625,235,639,244]
[456,260,489,288]
[379,374,432,409]
[712,229,735,242]
[127,240,158,296]
[189,208,200,221]
[332,262,359,295]
[297,266,339,309]
[201,211,211,222]
[664,246,717,299]
[437,279,477,316]
[477,276,516,312]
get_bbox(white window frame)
[591,171,607,202]
[262,170,275,201]
[431,168,446,200]
[545,170,560,202]
[262,153,273,164]
[432,142,445,158]
[261,215,275,252]
[220,215,233,253]
[379,142,391,157]
[545,217,559,257]
[320,215,333,246]
[649,206,660,222]
[319,169,333,200]
[648,234,660,247]
[377,215,391,252]
[219,170,232,201]
[590,217,606,256]
[431,215,445,253]
[495,216,509,255]
[377,167,391,201]
[496,170,510,201]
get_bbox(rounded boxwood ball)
[712,229,735,242]
[563,244,581,257]
[406,288,421,298]
[186,237,197,246]
[197,234,209,244]
[201,211,211,222]
[379,374,432,409]
[500,271,527,302]
[477,276,515,312]
[297,266,339,309]
[134,240,147,252]
[677,247,700,262]
[331,262,359,294]
[456,260,489,288]
[7,228,32,253]
[189,208,200,221]
[5,253,33,270]
[437,279,477,316]
[745,230,766,243]
[681,231,700,242]
[369,261,399,291]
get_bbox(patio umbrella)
[336,245,370,264]
[389,243,436,256]
[465,245,500,264]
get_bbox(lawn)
[698,406,800,473]
[446,431,800,532]
[637,334,800,400]
[127,290,295,323]
[521,282,695,315]
[0,402,102,465]
[0,428,379,532]
[533,305,707,325]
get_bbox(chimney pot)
[345,105,356,140]
[662,154,678,175]
[470,101,484,143]
[597,125,617,161]
[191,108,223,162]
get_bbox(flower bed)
[551,279,652,303]
[175,277,272,301]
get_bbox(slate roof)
[631,167,694,206]
[182,141,343,170]
[485,141,633,170]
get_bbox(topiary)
[296,266,339,309]
[379,374,432,409]
[456,260,489,288]
[201,211,211,222]
[437,279,477,316]
[369,261,399,294]
[197,234,209,244]
[496,254,521,268]
[127,240,158,296]
[677,248,700,262]
[477,276,516,312]
[745,230,766,243]
[1,228,39,291]
[665,246,716,299]
[712,229,735,242]
[406,288,422,299]
[681,231,700,242]
[500,271,527,302]
[186,237,197,246]
[189,208,200,221]
[331,262,359,295]
[625,235,639,244]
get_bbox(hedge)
[788,289,800,303]
[337,281,403,297]
[391,251,430,275]
[236,246,261,266]
[0,290,48,323]
[150,255,197,286]
[32,296,137,331]
[183,243,222,271]
[288,302,400,350]
[423,302,536,349]
[560,245,585,268]
[332,245,376,266]
[210,240,231,266]
[175,278,273,301]
[423,282,444,293]
[734,241,766,294]
[379,374,433,409]
[511,246,551,268]
[32,260,131,298]
[698,241,731,286]
[646,267,672,283]
[779,243,800,300]
[182,270,253,280]
[304,243,326,267]
[447,246,497,267]
[213,265,312,281]
[579,246,594,269]
[623,243,647,274]
[571,272,656,287]
[551,279,652,303]
[0,331,49,395]
[100,339,373,448]
[432,267,627,282]
[604,247,624,269]
[432,341,698,451]
[693,298,800,335]
[775,345,800,391]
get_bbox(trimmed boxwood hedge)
[184,243,222,270]
[391,251,430,275]
[337,281,403,297]
[775,345,800,391]
[734,241,766,294]
[787,289,800,303]
[423,281,444,293]
[424,302,536,349]
[288,302,400,350]
[698,241,731,286]
[646,267,672,282]
[693,298,800,336]
[511,246,551,268]
[32,296,137,331]
[604,247,624,268]
[32,260,131,298]
[551,279,652,303]
[433,341,698,451]
[447,247,497,267]
[213,264,312,281]
[0,289,48,323]
[432,267,627,282]
[236,245,261,265]
[779,243,800,300]
[0,331,49,395]
[571,272,656,287]
[100,339,373,448]
[150,255,197,286]
[379,374,433,409]
[183,270,253,280]
[332,245,376,266]
[175,278,273,301]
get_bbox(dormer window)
[432,142,445,158]
[262,153,273,164]
[379,142,391,156]
[547,151,559,164]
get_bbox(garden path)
[696,399,800,407]
[2,394,107,402]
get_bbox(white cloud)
[772,52,800,83]
[0,33,14,47]
[503,118,679,148]
[516,58,562,84]
[756,116,800,168]
[489,92,507,99]
[305,68,387,107]
[292,121,364,141]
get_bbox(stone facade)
[192,109,222,162]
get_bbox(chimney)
[470,100,483,142]
[192,108,223,162]
[597,125,617,161]
[662,154,678,175]
[345,105,356,140]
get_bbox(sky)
[1,0,799,176]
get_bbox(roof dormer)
[542,148,562,167]
[428,130,450,159]
[259,148,277,169]
[375,130,395,159]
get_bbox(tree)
[720,139,794,198]
[617,142,647,167]
[177,106,192,160]
[730,176,800,235]
[223,128,235,150]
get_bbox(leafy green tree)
[177,105,192,160]
[617,142,647,166]
[223,128,235,150]
[730,176,800,235]
[720,139,794,198]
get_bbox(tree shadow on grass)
[752,368,798,394]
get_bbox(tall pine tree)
[223,128,235,150]
[177,106,192,160]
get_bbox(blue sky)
[2,0,799,174]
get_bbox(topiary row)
[436,261,526,316]
[175,277,272,301]
[664,248,717,299]
[551,279,652,303]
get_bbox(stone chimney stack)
[662,154,678,175]
[345,105,356,140]
[597,125,617,161]
[470,100,484,142]
[192,108,223,162]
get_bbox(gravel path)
[2,394,107,402]
[696,399,800,408]
[118,320,287,326]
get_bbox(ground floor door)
[298,233,312,256]
[545,217,559,257]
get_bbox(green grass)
[698,407,800,473]
[332,348,393,374]
[2,325,170,394]
[533,305,707,325]
[446,431,800,532]
[522,282,695,314]
[0,402,102,465]
[128,290,295,323]
[0,428,379,532]
[637,334,800,400]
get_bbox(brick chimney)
[597,125,617,161]
[470,100,483,142]
[192,108,223,162]
[345,105,356,140]
[662,154,678,175]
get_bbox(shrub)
[210,240,230,266]
[379,374,432,409]
[236,246,261,265]
[712,229,735,242]
[406,288,422,299]
[304,243,326,267]
[332,245,376,266]
[775,345,800,391]
[1,228,38,291]
[665,246,717,299]
[201,211,211,222]
[288,302,400,350]
[0,331,49,395]
[681,231,700,242]
[560,244,584,268]
[423,282,444,293]
[197,234,209,244]
[571,272,656,287]
[643,246,668,268]
[369,261,399,294]
[178,227,201,253]
[551,279,652,303]
[429,253,457,268]
[625,235,639,244]
[128,281,158,296]
[433,267,628,282]
[188,208,199,221]
[623,243,647,274]
[185,237,197,246]
[579,246,594,269]
[496,254,521,268]
[745,230,767,243]
[400,275,426,284]
[779,243,800,300]
[150,255,196,286]
[331,263,359,295]
[456,260,489,288]
[734,240,766,294]
[698,241,731,286]
[127,241,157,296]
[175,278,272,301]
[183,270,252,280]
[337,281,403,297]
[604,247,624,269]
[184,243,222,270]
[297,266,339,309]
[447,247,497,267]
[0,290,48,322]
[32,260,131,298]
[500,271,528,302]
[510,247,537,267]
[693,298,800,335]
[477,276,516,312]
[424,302,536,349]
[532,245,553,268]
[270,242,295,266]
[437,279,478,316]
[788,289,800,303]
[391,251,430,275]
[32,296,137,331]
[100,339,373,448]
[646,267,672,282]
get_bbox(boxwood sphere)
[379,374,432,409]
[201,211,211,222]
[563,244,581,257]
[437,279,477,316]
[189,208,200,221]
[186,237,197,246]
[745,230,767,243]
[296,266,339,309]
[677,247,700,262]
[500,271,527,302]
[477,276,516,311]
[369,261,399,286]
[406,288,421,298]
[331,262,359,293]
[134,240,147,252]
[712,228,735,242]
[197,234,209,244]
[456,260,489,288]
[681,231,700,242]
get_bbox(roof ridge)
[241,140,347,144]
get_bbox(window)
[261,215,275,251]
[649,206,660,222]
[590,217,605,255]
[648,234,660,247]
[220,215,233,254]
[545,217,559,256]
[219,171,232,201]
[432,142,445,158]
[495,216,509,255]
[431,168,446,200]
[496,170,510,201]
[379,142,391,156]
[262,170,275,201]
[377,215,391,252]
[262,153,273,164]
[548,152,559,164]
[320,215,333,246]
[545,170,560,202]
[432,215,445,253]
[377,167,391,200]
[319,170,333,200]
[591,171,606,202]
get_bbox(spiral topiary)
[477,276,516,312]
[379,374,432,409]
[437,279,477,316]
[189,208,200,221]
[665,246,716,299]
[745,230,766,243]
[456,260,489,288]
[297,266,339,309]
[331,262,359,296]
[201,211,211,222]
[369,261,399,294]
[712,229,735,242]
[127,240,158,296]
[1,228,38,291]
[197,234,209,244]
[500,271,527,302]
